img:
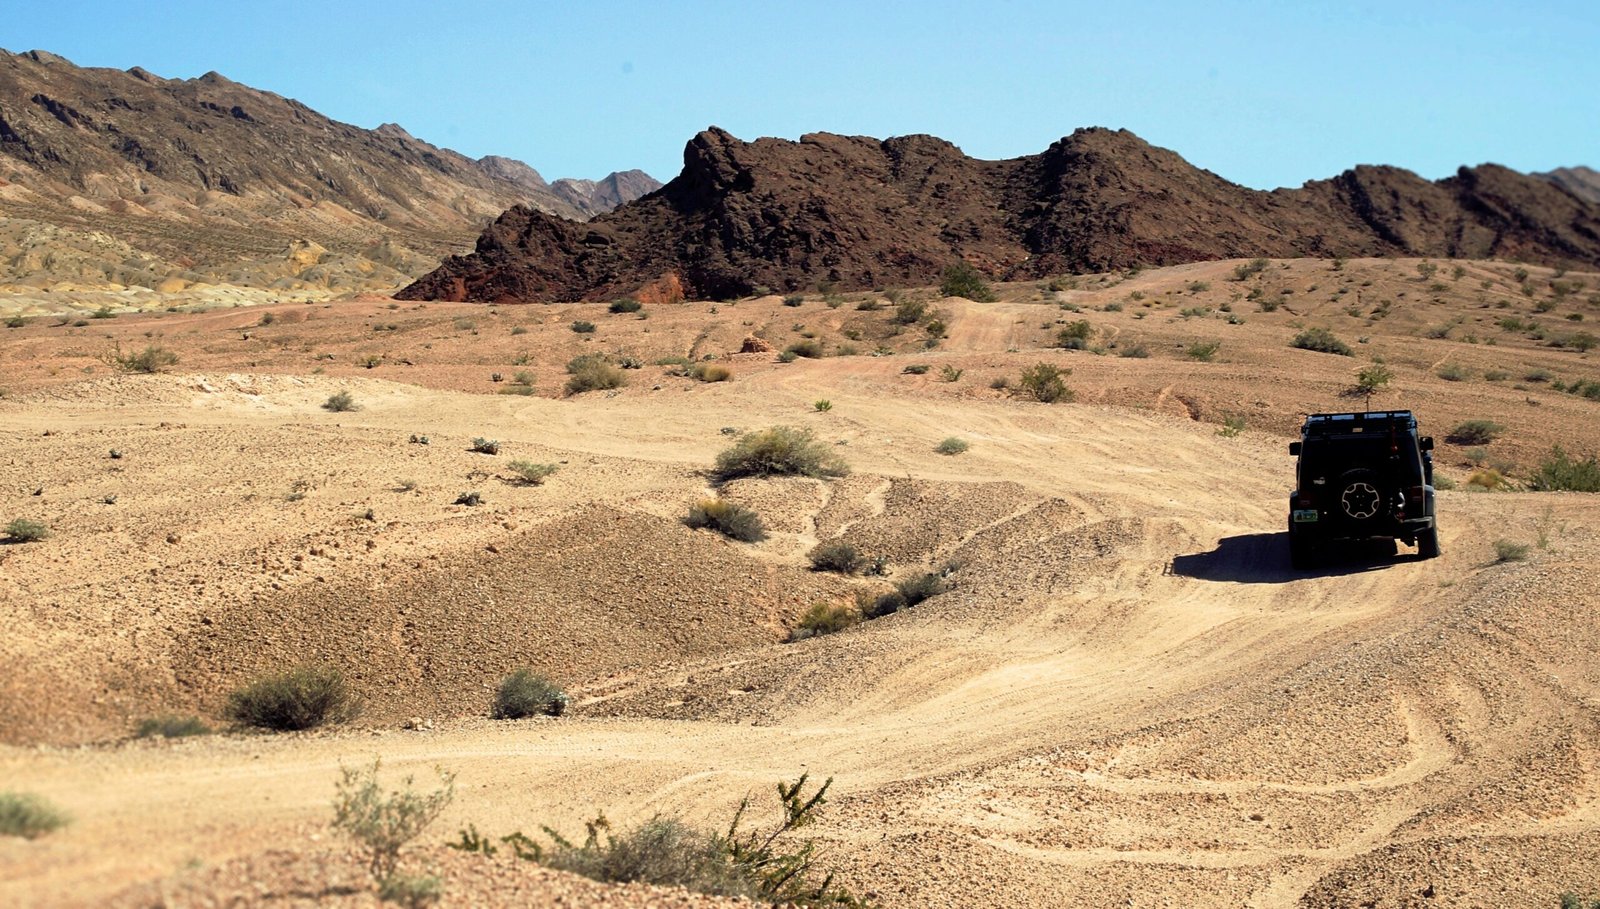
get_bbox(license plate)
[1292,509,1319,523]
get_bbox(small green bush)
[685,498,768,542]
[4,518,49,542]
[1186,341,1221,362]
[333,760,455,899]
[893,299,928,324]
[862,572,947,619]
[1446,420,1504,446]
[1529,447,1600,492]
[940,262,997,302]
[507,460,558,485]
[136,715,211,738]
[470,437,500,455]
[1118,342,1150,358]
[225,665,360,731]
[608,298,642,314]
[1018,363,1072,403]
[936,437,969,455]
[1436,363,1470,382]
[0,792,68,839]
[812,399,832,412]
[783,339,824,359]
[713,426,848,481]
[1055,320,1093,350]
[783,295,805,308]
[1291,328,1352,356]
[111,344,179,374]
[5,315,27,328]
[808,541,864,574]
[565,354,627,394]
[1493,539,1531,562]
[571,320,596,334]
[323,390,359,412]
[1355,363,1393,392]
[902,364,931,375]
[790,601,859,640]
[492,670,569,718]
[939,365,964,382]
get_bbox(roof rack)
[1301,411,1416,437]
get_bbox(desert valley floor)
[3,257,1600,907]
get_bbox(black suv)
[1288,410,1439,567]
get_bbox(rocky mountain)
[0,48,656,296]
[1537,166,1600,204]
[400,126,1600,303]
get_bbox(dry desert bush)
[225,665,360,731]
[685,498,768,542]
[713,426,849,481]
[0,792,69,839]
[491,670,568,719]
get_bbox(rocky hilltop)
[0,48,658,299]
[1539,165,1600,204]
[400,126,1600,303]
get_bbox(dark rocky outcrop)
[1537,166,1600,204]
[401,127,1600,303]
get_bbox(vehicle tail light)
[1296,495,1314,508]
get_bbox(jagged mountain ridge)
[1538,166,1600,204]
[399,126,1600,303]
[0,48,659,295]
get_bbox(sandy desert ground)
[2,257,1600,907]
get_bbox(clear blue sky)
[8,0,1597,188]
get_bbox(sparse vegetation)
[1018,363,1072,403]
[110,344,179,374]
[565,353,628,394]
[685,498,768,542]
[808,541,865,574]
[1493,539,1531,562]
[713,426,848,481]
[323,390,359,412]
[571,320,597,334]
[1435,363,1470,382]
[1446,420,1504,446]
[813,399,832,412]
[1529,447,1600,492]
[784,339,824,359]
[333,760,455,905]
[790,601,860,640]
[0,792,68,839]
[940,261,997,302]
[1216,415,1246,438]
[1055,320,1092,350]
[902,364,931,375]
[608,298,642,314]
[225,665,359,731]
[1355,363,1394,393]
[939,365,964,382]
[135,715,211,738]
[507,460,559,485]
[4,518,49,543]
[491,670,569,718]
[862,572,948,618]
[936,436,970,455]
[1291,328,1352,356]
[1186,340,1221,362]
[1232,258,1270,281]
[692,363,732,382]
[470,437,500,455]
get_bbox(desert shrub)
[508,774,861,906]
[691,363,731,382]
[936,436,970,455]
[0,792,68,839]
[4,518,49,542]
[902,363,931,375]
[1018,363,1073,403]
[507,460,558,485]
[491,670,569,718]
[713,426,848,481]
[1232,258,1270,280]
[1354,363,1394,393]
[775,350,798,363]
[1525,368,1555,383]
[1055,320,1093,350]
[940,261,997,301]
[790,602,859,640]
[893,299,927,324]
[685,498,768,542]
[855,299,884,312]
[1216,415,1246,438]
[783,295,805,308]
[862,572,947,619]
[1446,420,1503,445]
[453,491,483,506]
[1186,341,1221,362]
[1435,363,1470,382]
[323,390,359,412]
[333,760,455,901]
[808,541,864,574]
[1291,328,1352,356]
[135,715,211,738]
[6,315,28,328]
[1493,539,1531,562]
[784,339,824,359]
[938,365,964,383]
[1529,447,1600,492]
[111,344,179,374]
[470,437,500,455]
[608,298,642,314]
[1560,893,1600,909]
[565,354,627,394]
[1118,342,1150,358]
[571,320,596,334]
[512,370,535,386]
[812,399,832,412]
[1466,468,1507,491]
[225,665,359,731]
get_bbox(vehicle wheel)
[1418,525,1440,560]
[1335,469,1390,524]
